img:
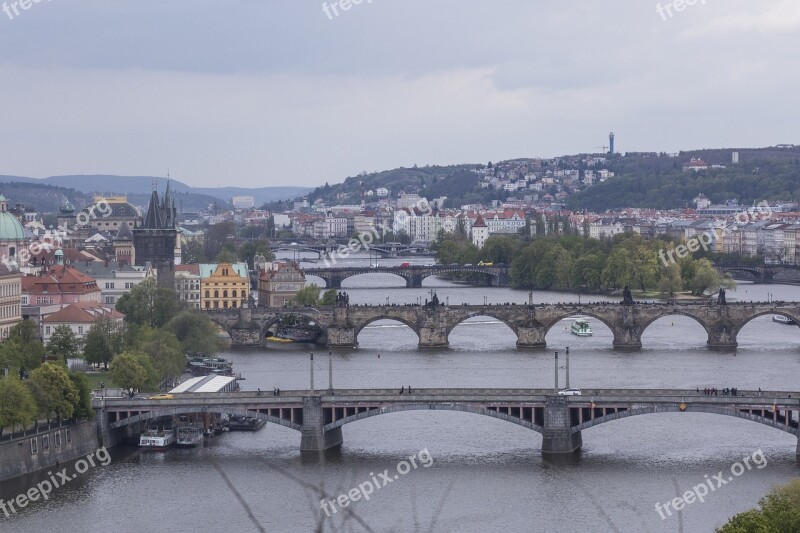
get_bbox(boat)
[139,426,175,450]
[571,318,593,337]
[772,315,796,325]
[227,416,266,432]
[175,426,204,448]
[265,336,293,343]
[187,356,234,376]
[275,326,320,343]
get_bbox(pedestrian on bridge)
[400,386,405,394]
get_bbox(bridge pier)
[326,327,357,348]
[408,275,423,288]
[516,326,547,349]
[612,330,642,351]
[707,327,738,351]
[541,396,582,456]
[418,327,449,349]
[301,397,343,452]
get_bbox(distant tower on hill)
[609,132,615,155]
[133,182,177,288]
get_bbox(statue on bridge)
[336,291,350,307]
[622,285,634,305]
[425,293,440,307]
[717,287,727,305]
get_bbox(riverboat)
[570,318,593,337]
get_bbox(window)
[205,301,210,309]
[45,326,51,335]
[78,326,84,334]
[42,435,49,450]
[31,438,38,454]
[105,297,115,304]
[232,290,237,298]
[55,432,62,447]
[205,290,210,298]
[223,290,228,298]
[214,290,219,298]
[105,282,115,289]
[66,428,71,443]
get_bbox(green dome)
[0,211,24,241]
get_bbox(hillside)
[568,147,800,211]
[0,175,311,207]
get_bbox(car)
[463,263,473,266]
[557,388,582,396]
[148,394,174,400]
[450,263,459,266]
[478,261,493,266]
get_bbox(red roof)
[472,215,487,228]
[22,265,100,296]
[176,264,200,275]
[42,302,124,324]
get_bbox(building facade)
[200,262,250,310]
[175,264,201,310]
[0,264,22,339]
[258,261,306,307]
[41,302,124,344]
[134,184,177,289]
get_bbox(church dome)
[0,195,24,241]
[60,200,76,214]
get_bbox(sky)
[0,0,798,188]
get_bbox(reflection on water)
[4,266,799,532]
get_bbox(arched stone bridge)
[270,241,431,258]
[208,301,800,350]
[304,265,510,288]
[93,388,800,457]
[716,264,800,284]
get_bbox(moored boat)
[139,426,175,450]
[571,318,593,337]
[772,315,796,325]
[176,426,204,447]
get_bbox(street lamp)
[565,346,570,389]
[554,350,559,393]
[328,350,333,393]
[484,295,488,306]
[310,352,315,395]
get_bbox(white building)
[71,260,153,306]
[471,215,489,249]
[41,302,125,344]
[313,212,349,238]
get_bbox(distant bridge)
[208,301,800,350]
[303,265,510,288]
[270,241,431,258]
[94,388,800,457]
[716,264,800,284]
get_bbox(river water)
[2,254,799,533]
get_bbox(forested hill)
[568,147,800,211]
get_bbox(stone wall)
[0,421,99,482]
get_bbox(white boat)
[772,315,796,325]
[139,426,175,450]
[176,426,204,448]
[571,318,593,337]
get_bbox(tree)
[688,259,733,296]
[116,278,181,328]
[658,263,683,297]
[47,325,81,364]
[28,363,80,421]
[215,248,238,264]
[320,289,337,306]
[0,377,37,436]
[165,311,225,355]
[69,372,95,420]
[0,321,46,375]
[182,240,207,264]
[718,479,800,532]
[204,221,236,259]
[83,317,124,370]
[291,284,322,306]
[109,352,159,392]
[134,328,185,383]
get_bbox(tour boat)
[571,318,593,337]
[772,315,796,325]
[139,426,175,450]
[175,426,204,448]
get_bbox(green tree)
[28,363,80,421]
[165,311,225,355]
[320,289,337,306]
[0,377,37,436]
[46,325,81,364]
[83,317,124,370]
[292,284,322,306]
[69,372,95,420]
[688,259,734,296]
[215,248,238,264]
[602,247,632,291]
[718,479,800,532]
[109,352,159,391]
[182,239,207,263]
[204,221,237,259]
[116,278,181,328]
[0,321,45,375]
[134,328,185,383]
[658,262,683,297]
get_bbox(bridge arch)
[338,271,412,288]
[543,311,618,341]
[736,310,800,333]
[572,405,798,437]
[639,311,714,348]
[107,406,303,432]
[352,315,421,343]
[322,403,543,434]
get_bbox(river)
[2,253,798,533]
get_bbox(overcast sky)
[0,0,798,188]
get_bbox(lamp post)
[328,350,333,393]
[554,350,559,393]
[310,352,315,395]
[565,346,570,389]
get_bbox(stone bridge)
[208,301,800,351]
[716,264,800,284]
[270,241,431,258]
[93,388,800,457]
[304,265,510,288]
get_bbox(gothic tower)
[133,182,177,288]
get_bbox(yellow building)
[0,263,22,339]
[200,262,250,310]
